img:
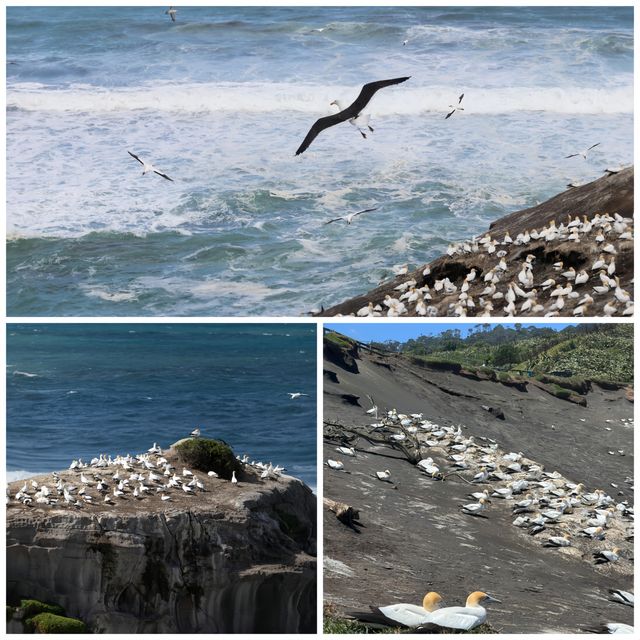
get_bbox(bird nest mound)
[175,438,241,480]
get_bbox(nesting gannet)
[419,592,500,631]
[594,547,622,564]
[376,469,393,483]
[128,151,174,181]
[336,446,356,456]
[565,142,600,159]
[608,590,633,607]
[325,207,377,225]
[327,459,344,470]
[288,392,309,399]
[586,623,634,634]
[543,533,571,547]
[462,497,490,516]
[295,77,410,154]
[231,471,238,484]
[165,6,177,22]
[352,592,444,627]
[445,93,464,119]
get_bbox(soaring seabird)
[165,6,177,22]
[324,207,377,225]
[330,99,374,138]
[128,151,174,181]
[295,76,410,155]
[288,392,309,399]
[445,93,464,119]
[565,142,600,159]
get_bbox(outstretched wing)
[445,109,455,119]
[347,76,411,117]
[565,153,579,159]
[324,217,343,225]
[352,206,378,218]
[458,93,464,104]
[128,151,144,165]
[588,142,600,151]
[153,169,174,182]
[295,113,345,155]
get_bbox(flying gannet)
[295,77,410,155]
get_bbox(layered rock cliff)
[7,447,316,633]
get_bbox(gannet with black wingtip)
[325,207,377,225]
[565,142,600,159]
[165,6,177,22]
[445,93,464,119]
[128,151,174,181]
[296,76,410,154]
[352,592,444,628]
[608,590,633,607]
[419,591,500,631]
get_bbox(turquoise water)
[6,6,633,315]
[6,324,317,489]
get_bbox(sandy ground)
[323,349,634,633]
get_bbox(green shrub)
[325,332,356,350]
[175,438,241,479]
[20,600,64,619]
[552,385,572,400]
[27,613,87,634]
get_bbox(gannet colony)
[326,409,634,633]
[334,211,633,318]
[8,439,288,511]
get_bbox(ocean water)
[6,6,633,315]
[6,324,317,490]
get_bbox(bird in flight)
[128,151,174,181]
[565,143,600,159]
[445,93,464,119]
[325,207,378,225]
[165,7,177,22]
[288,392,309,399]
[295,76,410,155]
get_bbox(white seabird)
[325,207,377,225]
[445,93,464,119]
[565,142,600,159]
[419,591,500,631]
[128,151,174,181]
[165,6,177,22]
[288,392,309,399]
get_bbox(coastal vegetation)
[175,437,241,480]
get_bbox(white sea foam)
[7,81,633,115]
[13,370,39,378]
[7,470,43,482]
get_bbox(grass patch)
[27,612,87,634]
[19,600,65,619]
[325,331,357,350]
[175,437,240,479]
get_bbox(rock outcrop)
[7,447,316,634]
[323,167,634,317]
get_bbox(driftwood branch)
[324,497,363,533]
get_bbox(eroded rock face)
[7,472,316,633]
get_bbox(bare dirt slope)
[323,347,634,633]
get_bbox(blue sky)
[325,323,575,343]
